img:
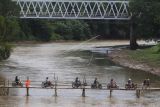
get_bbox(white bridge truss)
[17,0,130,20]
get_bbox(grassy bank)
[108,44,160,76]
[127,44,160,67]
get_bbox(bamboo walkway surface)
[0,80,159,98]
[0,85,160,91]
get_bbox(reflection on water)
[0,41,160,107]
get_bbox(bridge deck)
[0,86,160,91]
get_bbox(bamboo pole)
[55,83,57,96]
[54,76,58,96]
[136,89,141,98]
[110,89,112,97]
[82,88,85,97]
[7,80,9,95]
[26,87,29,96]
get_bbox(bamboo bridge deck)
[0,80,159,98]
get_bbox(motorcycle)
[82,82,87,86]
[41,81,54,88]
[142,80,150,89]
[91,82,102,89]
[72,81,81,88]
[125,83,137,89]
[107,83,119,89]
[12,81,23,87]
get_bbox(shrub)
[0,43,12,60]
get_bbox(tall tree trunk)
[130,21,138,50]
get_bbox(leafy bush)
[0,43,12,60]
[50,33,62,41]
[150,43,160,54]
[155,43,160,53]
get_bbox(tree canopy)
[130,0,160,39]
[0,0,20,42]
[0,0,19,60]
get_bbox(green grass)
[126,44,160,67]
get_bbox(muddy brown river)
[0,41,160,107]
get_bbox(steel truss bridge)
[17,0,130,20]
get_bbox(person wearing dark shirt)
[15,76,19,85]
[128,78,132,86]
[94,78,98,85]
[75,77,79,83]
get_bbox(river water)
[0,41,160,107]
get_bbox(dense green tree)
[54,20,91,40]
[86,20,129,39]
[0,42,12,60]
[0,0,19,17]
[30,20,53,41]
[0,0,20,42]
[130,0,160,49]
[0,0,19,60]
[0,16,20,42]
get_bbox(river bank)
[108,48,160,76]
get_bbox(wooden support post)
[1,80,5,96]
[55,85,57,96]
[3,80,5,86]
[136,89,141,98]
[54,76,58,96]
[110,89,112,97]
[26,87,29,96]
[106,50,109,55]
[8,80,9,87]
[82,76,86,97]
[7,80,9,96]
[82,88,85,97]
[25,76,30,96]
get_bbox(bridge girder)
[17,0,130,20]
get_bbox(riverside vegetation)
[127,44,160,67]
[108,43,160,76]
